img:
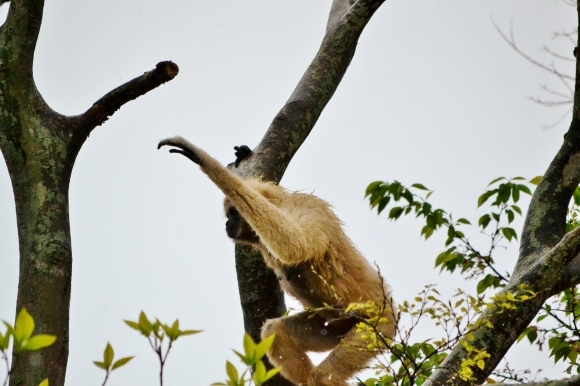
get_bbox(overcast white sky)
[0,1,576,385]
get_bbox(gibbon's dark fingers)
[233,145,253,168]
[158,137,204,166]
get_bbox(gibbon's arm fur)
[159,136,396,386]
[158,136,328,264]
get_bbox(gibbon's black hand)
[158,138,204,166]
[233,145,253,168]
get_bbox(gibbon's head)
[224,202,259,244]
[223,178,285,245]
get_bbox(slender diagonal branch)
[78,61,179,130]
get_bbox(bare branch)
[493,20,575,81]
[76,61,179,132]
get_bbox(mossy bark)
[0,1,178,384]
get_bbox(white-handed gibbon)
[158,136,396,386]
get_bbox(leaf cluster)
[213,333,280,386]
[124,311,200,386]
[1,309,55,386]
[366,177,535,296]
[93,342,134,386]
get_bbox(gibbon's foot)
[233,145,253,167]
[308,372,349,386]
[158,137,204,166]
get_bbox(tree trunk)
[0,2,178,382]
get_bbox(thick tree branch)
[0,0,45,81]
[424,7,580,379]
[516,5,580,270]
[235,0,385,182]
[326,0,355,33]
[227,2,385,385]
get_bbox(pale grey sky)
[0,1,575,384]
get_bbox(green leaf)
[388,206,403,220]
[0,331,10,351]
[574,187,580,206]
[512,205,522,215]
[14,308,35,343]
[517,184,532,195]
[243,333,256,362]
[506,210,514,224]
[529,176,542,185]
[112,356,134,370]
[365,181,383,197]
[226,361,238,382]
[263,367,281,383]
[501,227,518,241]
[457,218,471,225]
[38,379,49,386]
[252,360,267,385]
[528,330,538,344]
[477,191,494,207]
[412,183,429,190]
[488,177,506,186]
[426,215,436,229]
[93,361,107,370]
[23,335,57,351]
[512,187,520,203]
[496,184,511,204]
[124,320,140,331]
[255,334,275,360]
[138,312,153,336]
[232,349,249,366]
[478,214,491,229]
[180,329,202,336]
[104,343,114,368]
[377,196,390,214]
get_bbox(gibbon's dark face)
[225,204,259,244]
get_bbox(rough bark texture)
[0,1,178,384]
[504,375,580,386]
[227,1,384,384]
[422,5,580,386]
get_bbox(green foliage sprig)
[124,311,201,386]
[366,175,580,381]
[212,333,281,386]
[365,177,535,295]
[93,342,134,386]
[1,308,56,386]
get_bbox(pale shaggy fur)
[160,137,397,386]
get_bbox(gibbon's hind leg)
[308,320,395,386]
[261,311,355,385]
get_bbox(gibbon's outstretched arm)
[158,136,329,263]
